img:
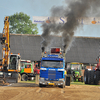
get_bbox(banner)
[33,16,100,25]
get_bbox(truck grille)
[48,70,56,80]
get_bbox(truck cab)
[20,62,35,81]
[39,48,68,88]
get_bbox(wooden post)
[35,74,39,84]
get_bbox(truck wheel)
[65,76,70,86]
[21,74,28,81]
[84,69,88,84]
[81,76,83,82]
[94,71,100,85]
[39,83,43,87]
[61,83,65,88]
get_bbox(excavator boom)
[1,16,10,71]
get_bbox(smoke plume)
[41,0,100,52]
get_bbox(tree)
[9,12,38,34]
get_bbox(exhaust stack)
[41,47,45,57]
[63,45,66,58]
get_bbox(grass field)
[71,82,85,85]
[71,81,100,86]
[19,80,35,83]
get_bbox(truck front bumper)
[39,79,64,86]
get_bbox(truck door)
[24,64,32,73]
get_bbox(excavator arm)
[0,16,10,71]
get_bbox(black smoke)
[41,0,100,52]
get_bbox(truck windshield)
[42,60,63,68]
[71,64,81,70]
[21,61,31,69]
[25,64,31,68]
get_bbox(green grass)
[19,80,35,83]
[71,82,85,85]
[71,81,100,86]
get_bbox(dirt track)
[0,83,100,100]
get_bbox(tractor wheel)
[88,71,91,84]
[94,71,100,85]
[21,74,28,81]
[84,69,88,84]
[88,71,94,84]
[90,70,95,85]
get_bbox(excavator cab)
[0,54,21,83]
[9,54,21,71]
[9,55,17,70]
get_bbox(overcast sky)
[0,0,100,37]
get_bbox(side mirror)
[41,47,45,52]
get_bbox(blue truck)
[39,48,70,88]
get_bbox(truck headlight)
[8,73,11,76]
[59,78,64,81]
[40,78,44,81]
[0,72,3,75]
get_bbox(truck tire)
[84,69,88,84]
[61,82,65,88]
[39,83,43,87]
[65,76,70,86]
[21,74,28,81]
[81,76,83,82]
[94,71,100,85]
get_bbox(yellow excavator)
[0,16,21,83]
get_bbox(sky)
[0,0,100,37]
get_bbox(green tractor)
[67,62,83,82]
